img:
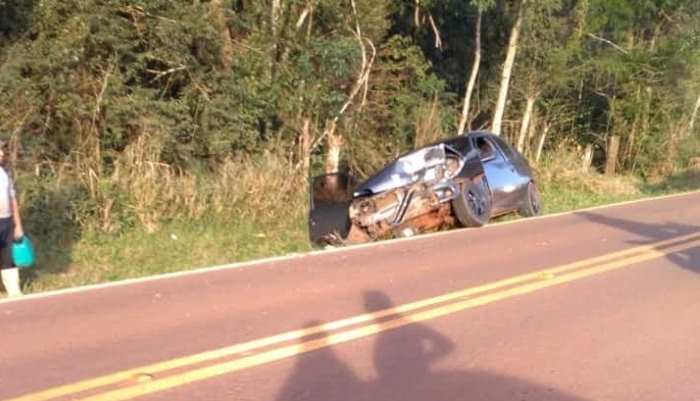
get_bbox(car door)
[308,173,356,244]
[490,135,533,201]
[472,135,523,214]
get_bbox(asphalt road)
[1,192,700,401]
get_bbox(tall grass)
[20,132,308,236]
[15,134,310,292]
[535,149,644,213]
[111,134,307,232]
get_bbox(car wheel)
[453,178,492,227]
[518,181,541,217]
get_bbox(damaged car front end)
[309,137,491,245]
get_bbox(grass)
[7,163,700,296]
[535,152,645,213]
[539,176,642,214]
[22,214,311,293]
[539,165,700,215]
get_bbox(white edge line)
[2,189,699,305]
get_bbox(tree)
[491,0,527,136]
[457,0,495,135]
[511,0,577,154]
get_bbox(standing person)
[0,142,24,297]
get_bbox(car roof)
[424,131,497,147]
[383,131,502,162]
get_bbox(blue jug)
[12,235,35,268]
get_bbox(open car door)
[308,173,357,244]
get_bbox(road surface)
[1,192,700,401]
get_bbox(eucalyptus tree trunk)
[323,0,374,174]
[582,144,593,172]
[606,136,620,175]
[458,9,482,135]
[271,0,281,35]
[535,122,550,163]
[624,87,642,165]
[414,0,421,27]
[526,107,538,156]
[516,94,536,152]
[574,0,589,39]
[295,3,314,39]
[492,0,527,136]
[641,88,652,143]
[211,0,233,67]
[300,117,312,177]
[689,91,700,135]
[325,124,343,174]
[270,0,282,73]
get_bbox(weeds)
[110,134,307,231]
[13,135,310,294]
[535,150,644,213]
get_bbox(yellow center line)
[6,232,700,401]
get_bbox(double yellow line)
[8,232,700,401]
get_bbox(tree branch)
[147,65,188,82]
[586,33,630,55]
[427,12,443,49]
[296,4,312,30]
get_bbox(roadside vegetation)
[23,157,699,293]
[1,0,699,294]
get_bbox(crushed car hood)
[353,144,447,198]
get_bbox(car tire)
[518,181,541,217]
[453,177,492,227]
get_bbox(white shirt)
[0,167,16,218]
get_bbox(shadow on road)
[276,291,591,401]
[576,211,700,274]
[275,320,364,400]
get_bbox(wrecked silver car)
[309,132,540,245]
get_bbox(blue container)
[12,235,35,268]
